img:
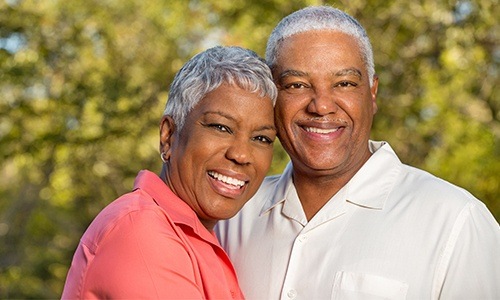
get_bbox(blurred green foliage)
[1,0,498,297]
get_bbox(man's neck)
[293,173,347,221]
[291,150,372,221]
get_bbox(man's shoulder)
[372,141,483,208]
[396,163,483,211]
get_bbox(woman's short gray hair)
[266,6,375,86]
[163,46,277,131]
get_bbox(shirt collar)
[344,141,402,209]
[260,163,294,215]
[133,170,213,239]
[260,141,403,215]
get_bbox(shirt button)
[287,289,297,299]
[298,235,308,242]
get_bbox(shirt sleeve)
[436,201,500,299]
[81,208,204,299]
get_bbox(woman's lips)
[208,171,245,188]
[207,170,248,198]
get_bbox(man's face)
[273,30,378,179]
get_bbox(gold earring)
[160,152,167,163]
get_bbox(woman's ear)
[159,116,176,162]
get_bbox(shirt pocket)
[332,271,409,300]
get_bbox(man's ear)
[371,75,379,115]
[159,116,176,161]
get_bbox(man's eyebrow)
[278,68,362,80]
[334,68,362,79]
[279,69,308,80]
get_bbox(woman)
[61,46,277,299]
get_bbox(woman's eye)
[208,123,231,133]
[253,135,274,144]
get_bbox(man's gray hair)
[266,6,375,86]
[164,46,277,130]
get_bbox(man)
[216,6,500,300]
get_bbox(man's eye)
[336,81,357,88]
[284,82,307,89]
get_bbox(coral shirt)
[62,170,244,299]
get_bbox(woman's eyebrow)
[256,124,277,132]
[203,111,235,121]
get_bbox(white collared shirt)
[216,141,500,300]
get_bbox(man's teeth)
[305,127,339,134]
[208,171,245,187]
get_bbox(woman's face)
[160,83,276,230]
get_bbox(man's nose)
[307,87,338,116]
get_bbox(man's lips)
[303,126,340,134]
[297,119,347,141]
[299,118,347,136]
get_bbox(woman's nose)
[225,138,251,165]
